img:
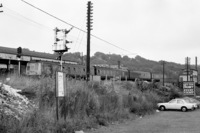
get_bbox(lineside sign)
[183,81,195,96]
[56,71,66,97]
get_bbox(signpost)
[183,81,195,96]
[56,71,66,97]
[55,71,66,120]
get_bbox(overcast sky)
[1,0,200,64]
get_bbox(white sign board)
[183,81,195,96]
[56,72,66,97]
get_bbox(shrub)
[38,77,55,109]
[0,112,19,133]
[14,109,56,133]
[88,81,108,95]
[5,74,40,90]
[121,81,135,91]
[1,75,178,132]
[129,95,155,115]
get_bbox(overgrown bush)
[14,109,56,133]
[0,112,19,133]
[0,75,183,133]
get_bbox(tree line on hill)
[62,52,200,81]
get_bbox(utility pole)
[185,57,190,82]
[195,56,198,82]
[162,61,165,86]
[0,3,3,13]
[81,52,84,65]
[86,1,93,81]
[195,56,198,70]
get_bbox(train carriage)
[26,61,60,76]
[26,60,164,82]
[128,70,142,81]
[93,66,114,80]
[26,60,94,80]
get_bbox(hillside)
[63,52,200,81]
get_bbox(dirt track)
[86,109,200,133]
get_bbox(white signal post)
[53,27,72,121]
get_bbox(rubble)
[0,82,35,120]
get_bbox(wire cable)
[21,0,137,55]
[4,6,52,32]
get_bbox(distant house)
[179,69,198,83]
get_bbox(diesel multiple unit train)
[26,60,164,82]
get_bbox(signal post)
[0,3,3,13]
[17,47,22,76]
[53,27,72,120]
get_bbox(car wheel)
[159,106,165,111]
[181,107,187,112]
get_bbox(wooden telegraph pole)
[86,1,93,81]
[162,61,165,86]
[185,57,190,82]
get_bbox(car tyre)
[191,106,195,110]
[181,107,187,112]
[159,106,165,111]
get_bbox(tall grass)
[0,75,183,133]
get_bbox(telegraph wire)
[77,32,86,52]
[21,0,137,55]
[4,6,52,32]
[21,0,77,31]
[4,5,85,49]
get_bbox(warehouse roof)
[0,46,76,63]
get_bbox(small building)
[0,46,77,75]
[179,69,198,84]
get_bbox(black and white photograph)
[1,0,200,133]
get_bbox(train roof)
[93,65,127,71]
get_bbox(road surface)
[87,109,200,133]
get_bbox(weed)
[0,74,183,133]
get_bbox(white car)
[157,98,197,112]
[183,97,200,109]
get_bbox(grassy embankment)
[0,74,183,133]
